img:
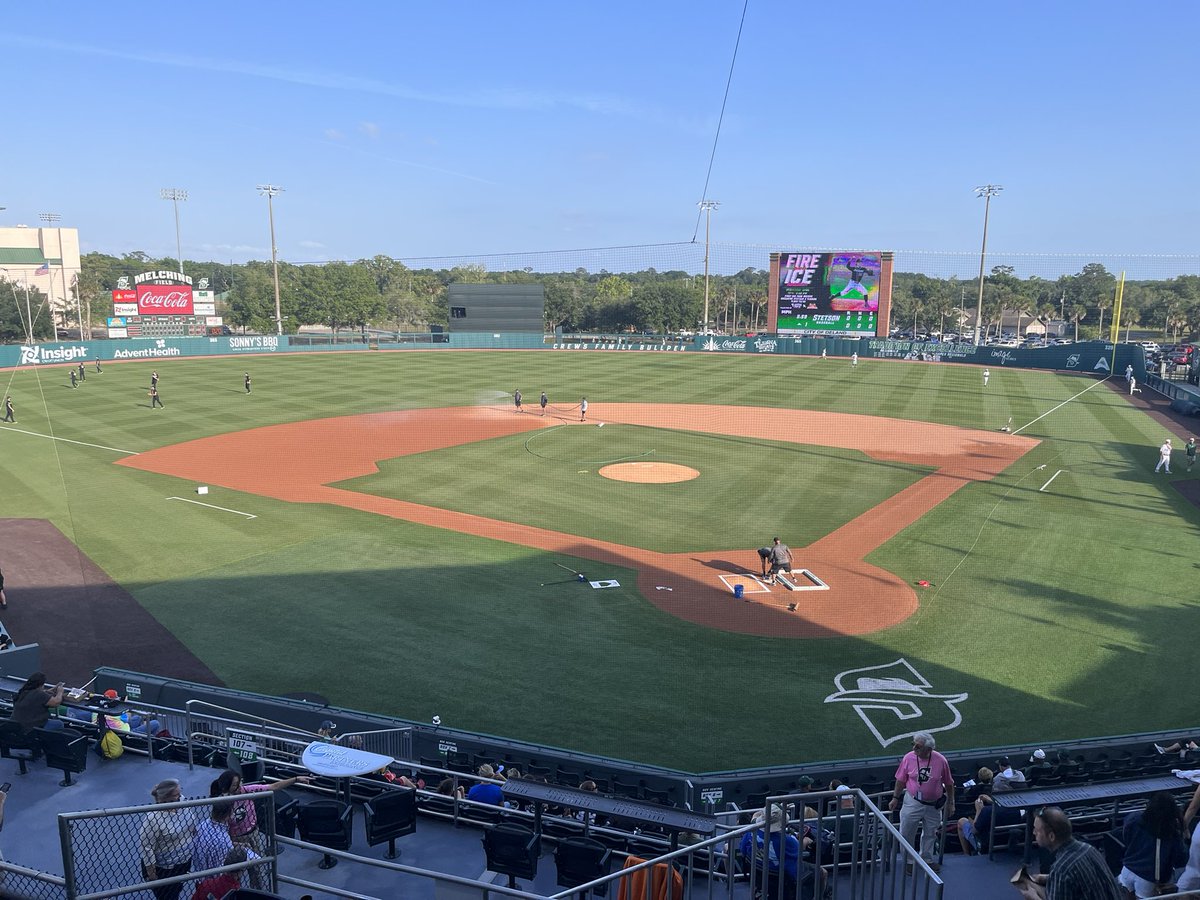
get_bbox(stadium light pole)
[972,185,1002,346]
[160,188,188,275]
[257,184,284,336]
[38,212,63,340]
[698,200,720,332]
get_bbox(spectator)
[1026,749,1052,782]
[1155,738,1198,758]
[962,766,994,805]
[1031,806,1124,899]
[191,803,243,875]
[888,731,954,872]
[317,720,337,741]
[992,756,1027,792]
[738,806,801,881]
[138,779,197,900]
[9,672,66,733]
[955,794,1022,856]
[189,846,245,900]
[1117,792,1189,898]
[1176,797,1200,892]
[826,779,856,812]
[466,765,504,806]
[210,769,312,888]
[435,777,464,800]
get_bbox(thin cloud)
[324,128,345,141]
[359,122,381,139]
[1,34,660,121]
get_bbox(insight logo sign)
[19,345,89,365]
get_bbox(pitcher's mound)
[599,462,700,483]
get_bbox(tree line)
[1,252,1197,342]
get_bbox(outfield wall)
[0,332,1144,381]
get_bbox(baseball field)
[0,349,1193,771]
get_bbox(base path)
[118,405,1038,638]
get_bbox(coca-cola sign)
[137,283,194,316]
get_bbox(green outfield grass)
[338,424,931,553]
[0,350,1194,771]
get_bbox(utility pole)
[160,188,188,275]
[257,185,284,335]
[0,267,35,344]
[38,212,62,339]
[972,185,1002,346]
[698,200,720,332]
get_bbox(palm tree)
[1069,304,1087,342]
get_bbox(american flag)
[35,263,49,275]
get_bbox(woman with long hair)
[10,672,65,733]
[1119,792,1190,898]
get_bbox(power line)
[691,0,750,242]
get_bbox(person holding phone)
[10,672,66,733]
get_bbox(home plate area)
[719,569,829,596]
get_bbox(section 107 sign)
[137,283,194,316]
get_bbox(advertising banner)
[114,302,139,316]
[194,303,216,316]
[106,317,126,327]
[136,284,194,316]
[111,289,137,304]
[108,328,128,338]
[205,316,223,326]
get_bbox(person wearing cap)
[738,806,802,882]
[317,720,337,742]
[889,731,955,872]
[1155,438,1173,473]
[1027,749,1053,783]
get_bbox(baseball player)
[1155,438,1172,473]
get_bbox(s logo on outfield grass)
[824,658,967,748]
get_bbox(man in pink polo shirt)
[888,731,955,871]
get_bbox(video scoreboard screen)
[769,251,891,337]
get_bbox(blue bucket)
[734,583,745,599]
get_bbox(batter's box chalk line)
[776,569,828,591]
[718,574,771,594]
[589,579,620,589]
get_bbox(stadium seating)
[36,728,89,786]
[482,822,540,889]
[0,719,40,774]
[364,788,418,859]
[297,799,354,869]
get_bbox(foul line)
[166,497,257,519]
[1014,376,1110,435]
[0,425,139,455]
[1039,470,1063,492]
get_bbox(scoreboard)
[768,251,892,337]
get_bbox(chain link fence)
[60,795,276,900]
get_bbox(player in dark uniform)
[3,395,14,423]
[513,389,522,412]
[70,370,77,389]
[151,370,159,389]
[149,386,163,408]
[830,256,875,309]
[244,373,252,394]
[77,362,86,382]
[95,358,102,373]
[540,391,548,416]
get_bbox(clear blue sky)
[2,1,1197,265]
